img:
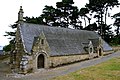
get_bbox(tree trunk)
[105,8,108,25]
[100,11,103,38]
[84,17,87,28]
[116,26,120,36]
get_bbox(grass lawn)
[51,57,120,80]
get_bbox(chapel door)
[37,54,44,69]
[99,48,102,56]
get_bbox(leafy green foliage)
[56,0,72,27]
[24,16,44,25]
[79,7,90,27]
[3,44,11,52]
[41,5,56,25]
[113,13,120,36]
[4,24,17,52]
[40,0,82,29]
[111,36,120,45]
[112,12,120,45]
[86,0,119,37]
[55,0,81,28]
[4,32,16,37]
[101,24,113,43]
[84,0,119,43]
[84,23,97,31]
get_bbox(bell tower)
[18,6,24,22]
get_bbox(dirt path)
[0,51,120,80]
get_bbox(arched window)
[90,48,93,53]
[99,48,102,56]
[41,39,44,45]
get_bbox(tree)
[40,0,82,29]
[70,6,82,29]
[4,23,17,52]
[41,5,56,26]
[84,23,97,31]
[79,7,90,28]
[86,0,119,37]
[3,39,15,52]
[101,24,113,43]
[24,16,44,25]
[114,18,120,36]
[112,12,120,45]
[5,0,119,50]
[56,0,81,28]
[112,12,120,36]
[56,0,74,28]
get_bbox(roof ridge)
[21,22,95,33]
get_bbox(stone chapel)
[10,6,113,74]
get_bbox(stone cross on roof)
[18,6,24,22]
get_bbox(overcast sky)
[0,0,120,49]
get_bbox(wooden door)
[37,54,44,69]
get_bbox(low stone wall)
[49,53,97,67]
[112,46,120,52]
[103,50,114,55]
[23,50,114,74]
[49,51,114,68]
[25,51,113,73]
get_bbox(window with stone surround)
[41,39,44,45]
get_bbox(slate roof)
[19,22,112,56]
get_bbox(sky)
[0,0,120,49]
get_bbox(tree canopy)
[3,0,120,52]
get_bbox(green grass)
[51,57,120,80]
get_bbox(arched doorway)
[37,54,44,69]
[99,48,102,56]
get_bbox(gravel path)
[0,51,120,80]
